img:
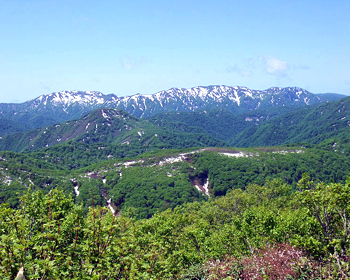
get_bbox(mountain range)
[0,86,344,136]
[0,85,348,152]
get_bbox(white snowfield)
[29,86,318,115]
[219,152,250,158]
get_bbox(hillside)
[3,177,350,279]
[2,144,350,218]
[0,108,224,152]
[146,106,317,143]
[233,96,350,147]
[2,140,350,279]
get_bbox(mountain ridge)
[233,96,350,147]
[0,107,225,152]
[0,85,345,137]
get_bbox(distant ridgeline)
[0,85,348,152]
[0,85,345,136]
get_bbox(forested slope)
[234,96,350,147]
[2,144,350,219]
[2,178,350,279]
[0,108,224,152]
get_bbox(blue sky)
[1,0,349,103]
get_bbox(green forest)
[1,139,350,278]
[2,144,350,219]
[2,177,350,279]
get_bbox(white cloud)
[227,56,309,80]
[264,56,289,77]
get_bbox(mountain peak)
[0,85,345,135]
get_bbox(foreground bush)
[2,178,350,279]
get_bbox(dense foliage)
[0,108,224,152]
[146,106,313,144]
[234,96,350,147]
[191,148,350,196]
[2,178,350,279]
[2,145,350,219]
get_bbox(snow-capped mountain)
[0,85,345,136]
[120,85,328,117]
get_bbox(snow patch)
[272,150,304,155]
[194,179,210,196]
[158,155,187,166]
[74,186,80,196]
[102,110,109,119]
[119,160,145,168]
[107,198,115,215]
[202,180,210,196]
[219,152,248,158]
